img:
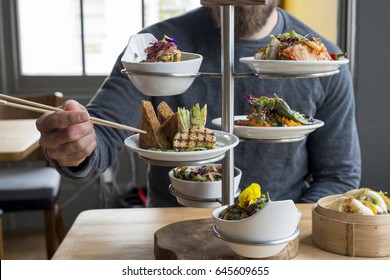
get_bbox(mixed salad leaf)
[173,164,223,182]
[235,94,314,127]
[254,30,345,61]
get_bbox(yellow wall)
[281,0,338,44]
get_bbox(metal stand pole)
[221,5,235,205]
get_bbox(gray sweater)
[53,7,361,206]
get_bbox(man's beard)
[211,0,278,39]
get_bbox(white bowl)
[226,240,288,259]
[169,189,233,208]
[212,200,301,242]
[122,52,202,96]
[168,165,242,207]
[213,224,300,258]
[169,183,241,208]
[121,34,202,96]
[169,165,242,199]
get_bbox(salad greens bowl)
[168,164,242,207]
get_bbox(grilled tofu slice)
[173,127,216,151]
[173,104,216,151]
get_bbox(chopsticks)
[0,93,146,134]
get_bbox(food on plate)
[235,93,314,127]
[173,104,216,151]
[143,35,181,62]
[329,52,347,61]
[138,101,216,151]
[157,101,174,124]
[173,164,223,182]
[254,30,336,61]
[327,188,390,215]
[173,164,240,182]
[219,183,270,220]
[139,101,171,150]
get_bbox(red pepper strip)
[330,52,347,60]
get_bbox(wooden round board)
[154,218,299,260]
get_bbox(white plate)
[124,130,239,163]
[239,57,349,75]
[211,116,324,140]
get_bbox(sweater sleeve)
[46,144,100,182]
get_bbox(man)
[36,1,361,206]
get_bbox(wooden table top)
[52,204,390,260]
[0,119,40,161]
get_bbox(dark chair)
[0,92,66,259]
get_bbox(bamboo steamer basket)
[312,194,390,257]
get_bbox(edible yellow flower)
[162,35,178,46]
[238,183,261,208]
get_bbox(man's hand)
[36,100,96,167]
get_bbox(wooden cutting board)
[154,218,299,260]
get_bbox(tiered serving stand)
[123,0,347,259]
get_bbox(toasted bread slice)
[138,101,170,150]
[157,112,178,147]
[157,101,174,124]
[138,101,159,149]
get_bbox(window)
[0,0,200,99]
[17,0,200,76]
[0,0,351,98]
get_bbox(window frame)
[337,0,356,80]
[1,0,116,102]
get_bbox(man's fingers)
[36,110,90,132]
[63,100,89,112]
[46,135,97,167]
[38,122,94,148]
[35,99,96,167]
